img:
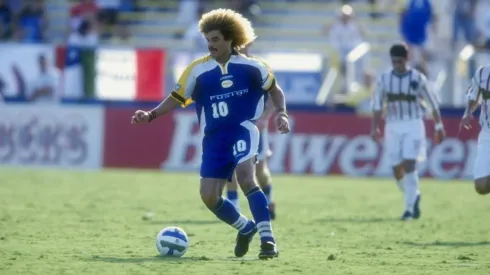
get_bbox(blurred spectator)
[474,0,490,51]
[182,7,207,49]
[229,0,261,23]
[28,54,60,103]
[399,0,435,76]
[96,0,120,32]
[323,5,365,92]
[176,0,202,28]
[70,0,99,32]
[68,19,99,47]
[0,0,12,40]
[451,0,477,50]
[14,0,47,43]
[108,22,132,44]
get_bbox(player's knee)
[200,181,221,209]
[255,167,271,187]
[474,178,490,195]
[200,191,220,209]
[403,160,416,173]
[392,164,405,180]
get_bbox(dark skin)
[371,56,445,176]
[131,29,290,209]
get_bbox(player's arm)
[370,76,384,134]
[257,60,286,115]
[464,68,483,116]
[461,67,482,130]
[419,74,443,129]
[132,64,195,124]
[268,82,286,115]
[259,96,275,120]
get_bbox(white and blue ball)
[156,227,189,257]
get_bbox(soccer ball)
[156,227,189,257]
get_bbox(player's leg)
[235,157,278,259]
[226,172,240,210]
[256,129,276,219]
[200,141,257,257]
[256,158,275,219]
[392,163,405,192]
[473,131,490,194]
[200,177,255,234]
[400,123,426,220]
[384,125,406,206]
[233,121,278,259]
[400,159,420,220]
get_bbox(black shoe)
[258,241,279,260]
[400,211,413,221]
[234,222,257,258]
[413,194,421,219]
[269,202,276,220]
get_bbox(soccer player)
[460,65,490,195]
[131,9,289,259]
[226,44,277,219]
[370,43,445,221]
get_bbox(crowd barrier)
[0,103,479,180]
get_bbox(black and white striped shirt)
[371,68,439,122]
[467,65,490,130]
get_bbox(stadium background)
[0,0,489,179]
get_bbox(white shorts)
[473,130,490,179]
[384,119,427,166]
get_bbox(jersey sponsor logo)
[221,79,233,89]
[209,89,248,101]
[220,75,233,81]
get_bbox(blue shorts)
[200,121,259,181]
[257,129,272,161]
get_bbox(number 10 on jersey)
[212,102,229,118]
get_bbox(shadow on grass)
[315,217,398,223]
[86,255,260,263]
[144,219,221,225]
[403,241,490,247]
[87,255,213,263]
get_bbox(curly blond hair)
[198,9,256,50]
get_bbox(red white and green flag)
[56,47,165,101]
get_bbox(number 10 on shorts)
[233,140,247,156]
[212,102,229,118]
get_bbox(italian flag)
[56,47,165,101]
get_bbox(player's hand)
[131,110,150,124]
[433,129,446,144]
[276,113,290,134]
[460,113,473,130]
[370,128,381,143]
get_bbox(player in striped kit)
[370,43,445,221]
[460,65,490,194]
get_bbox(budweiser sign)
[104,109,478,179]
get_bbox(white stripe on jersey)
[371,68,438,122]
[467,65,490,130]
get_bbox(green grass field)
[0,168,489,275]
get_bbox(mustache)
[208,47,217,51]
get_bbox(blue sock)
[262,184,272,204]
[246,186,275,243]
[227,190,239,210]
[213,197,254,234]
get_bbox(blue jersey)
[401,0,432,45]
[170,52,276,180]
[171,52,275,136]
